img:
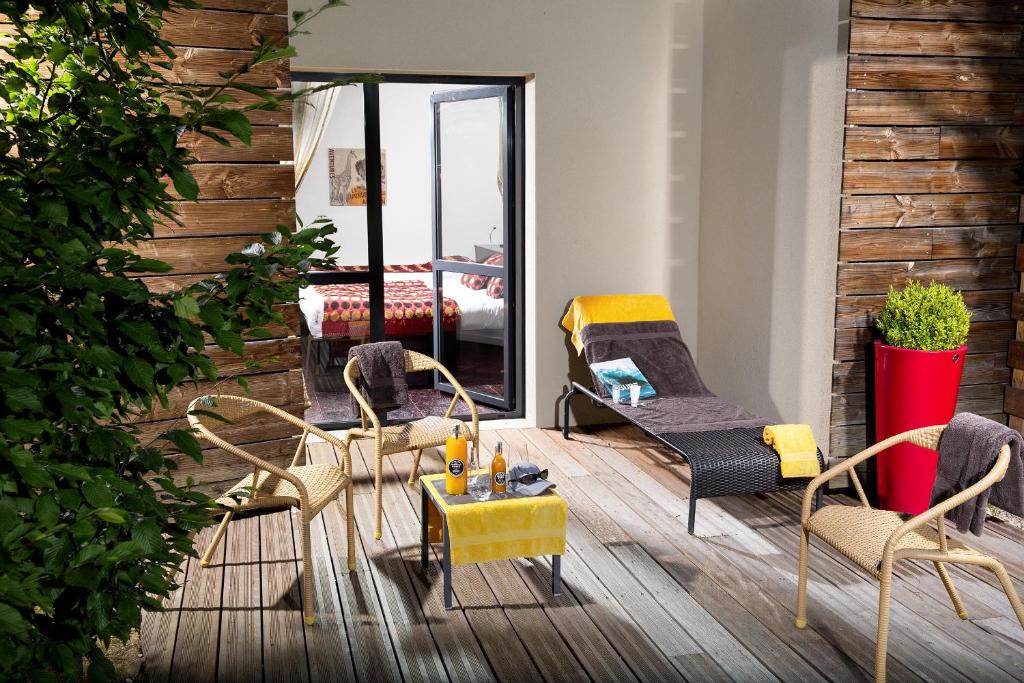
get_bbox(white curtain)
[293,82,339,190]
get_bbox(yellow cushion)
[560,294,675,354]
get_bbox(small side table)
[419,473,567,609]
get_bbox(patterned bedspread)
[316,280,460,338]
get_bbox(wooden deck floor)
[141,426,1024,682]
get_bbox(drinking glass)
[468,443,491,501]
[629,383,641,407]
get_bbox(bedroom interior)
[294,78,523,426]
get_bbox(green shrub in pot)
[876,281,971,351]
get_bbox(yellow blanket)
[763,424,821,478]
[423,472,567,566]
[560,294,676,355]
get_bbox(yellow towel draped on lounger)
[560,294,676,355]
[763,424,821,478]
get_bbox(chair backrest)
[343,348,439,381]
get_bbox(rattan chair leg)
[408,449,423,486]
[345,484,356,571]
[200,510,234,568]
[301,516,315,625]
[795,525,810,629]
[989,560,1024,630]
[933,561,968,619]
[875,567,894,683]
[374,444,384,540]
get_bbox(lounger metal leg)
[562,386,579,440]
[814,487,823,512]
[688,495,697,535]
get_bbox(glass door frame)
[291,72,526,427]
[431,85,518,411]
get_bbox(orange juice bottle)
[445,424,467,495]
[491,442,507,494]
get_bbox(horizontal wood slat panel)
[161,9,287,49]
[848,55,1024,92]
[140,271,289,293]
[847,91,1024,125]
[134,403,305,451]
[196,0,287,14]
[843,159,1022,194]
[141,368,304,423]
[133,235,263,275]
[158,199,295,237]
[836,257,1016,294]
[849,18,1024,57]
[156,48,289,87]
[834,320,1014,360]
[833,382,1004,426]
[166,89,292,125]
[178,126,293,162]
[840,192,1019,227]
[1012,292,1024,320]
[1016,243,1024,269]
[167,437,296,488]
[845,126,939,159]
[852,0,1024,22]
[1004,385,1024,417]
[835,288,1012,327]
[838,225,1020,261]
[832,352,1010,394]
[200,303,302,342]
[168,164,293,200]
[203,337,302,376]
[1008,340,1024,368]
[829,411,1007,458]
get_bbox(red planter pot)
[874,340,965,514]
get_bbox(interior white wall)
[293,0,699,427]
[697,1,845,452]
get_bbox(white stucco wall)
[697,1,846,451]
[293,0,703,427]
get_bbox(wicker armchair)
[342,349,479,539]
[186,395,355,625]
[796,424,1024,683]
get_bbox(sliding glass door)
[432,87,517,411]
[292,75,524,426]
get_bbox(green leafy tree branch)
[0,1,362,679]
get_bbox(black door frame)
[293,72,526,427]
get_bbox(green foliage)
[0,1,360,679]
[876,281,972,351]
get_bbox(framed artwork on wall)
[328,147,387,206]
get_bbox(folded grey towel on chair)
[348,341,409,415]
[932,412,1024,536]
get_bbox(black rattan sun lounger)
[563,320,823,534]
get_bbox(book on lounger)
[589,357,656,400]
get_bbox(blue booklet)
[589,357,656,400]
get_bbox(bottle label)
[494,471,507,486]
[448,459,465,477]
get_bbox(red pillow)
[486,276,504,299]
[460,253,503,290]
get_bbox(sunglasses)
[510,469,548,485]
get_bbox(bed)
[299,267,505,343]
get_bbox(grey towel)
[348,342,408,415]
[580,320,765,434]
[932,412,1024,536]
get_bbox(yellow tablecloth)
[422,472,568,566]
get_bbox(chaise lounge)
[561,295,824,533]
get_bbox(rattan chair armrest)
[884,444,1012,557]
[433,361,479,440]
[800,428,938,523]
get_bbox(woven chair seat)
[807,505,978,578]
[216,463,350,515]
[373,416,472,455]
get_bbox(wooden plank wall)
[830,0,1024,463]
[138,0,303,491]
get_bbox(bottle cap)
[496,442,503,455]
[453,424,461,438]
